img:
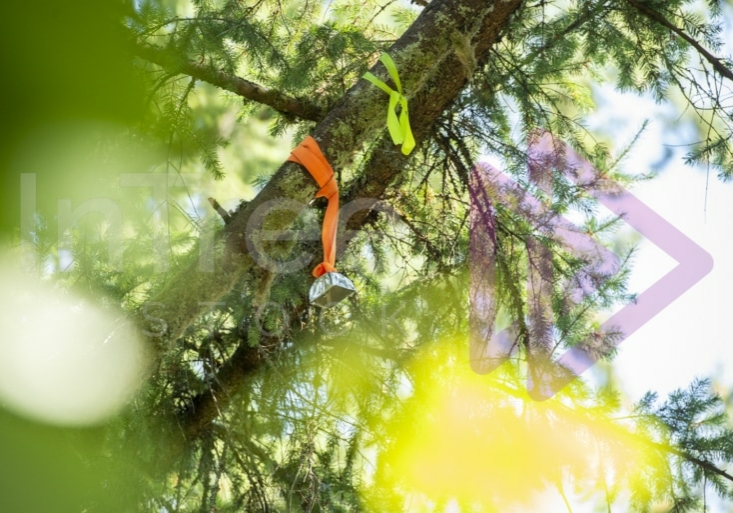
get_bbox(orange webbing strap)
[288,136,339,278]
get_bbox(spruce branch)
[133,42,327,121]
[393,209,444,264]
[674,448,733,484]
[625,0,733,83]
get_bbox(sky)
[585,88,733,513]
[584,86,733,403]
[592,2,733,404]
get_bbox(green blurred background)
[0,2,143,510]
[0,0,144,240]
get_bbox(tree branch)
[147,0,525,442]
[668,445,733,484]
[143,0,523,354]
[133,42,327,121]
[625,0,733,83]
[180,335,266,440]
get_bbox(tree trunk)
[141,0,524,442]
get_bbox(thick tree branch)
[133,42,326,121]
[144,0,523,355]
[181,335,266,440]
[625,0,733,83]
[168,0,524,442]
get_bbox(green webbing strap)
[363,53,416,156]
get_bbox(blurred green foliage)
[0,0,144,237]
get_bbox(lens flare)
[0,256,146,425]
[372,341,664,510]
